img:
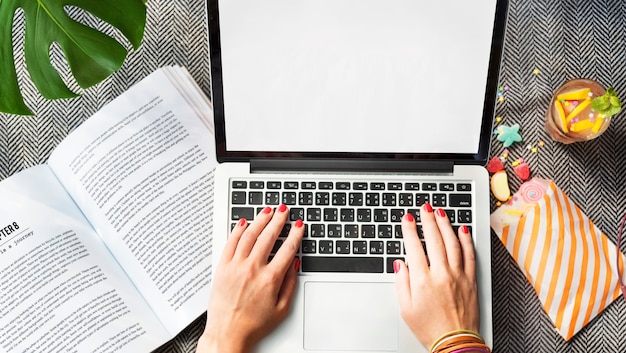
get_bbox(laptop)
[208,0,508,352]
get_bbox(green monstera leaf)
[0,0,147,115]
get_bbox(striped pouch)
[490,177,626,340]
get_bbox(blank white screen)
[218,0,497,154]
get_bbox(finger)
[401,213,428,272]
[393,259,413,316]
[269,219,305,273]
[234,207,274,259]
[420,203,448,268]
[276,259,300,315]
[250,204,290,261]
[459,226,477,280]
[220,218,249,264]
[434,208,463,270]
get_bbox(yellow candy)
[490,170,511,202]
[557,88,591,101]
[565,99,591,122]
[555,100,568,133]
[591,117,605,133]
[569,119,594,132]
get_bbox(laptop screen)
[209,0,508,164]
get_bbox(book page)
[0,166,169,353]
[48,67,217,334]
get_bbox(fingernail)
[424,203,433,213]
[405,213,414,222]
[295,219,304,228]
[278,204,287,212]
[263,206,272,214]
[294,258,301,272]
[461,225,469,234]
[393,260,401,273]
[238,218,247,227]
[436,208,446,217]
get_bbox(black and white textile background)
[1,1,625,352]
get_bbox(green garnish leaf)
[592,87,622,118]
[592,96,611,111]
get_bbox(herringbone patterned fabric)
[1,0,625,352]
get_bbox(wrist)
[197,331,251,353]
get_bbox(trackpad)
[304,281,398,351]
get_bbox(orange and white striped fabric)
[490,177,626,341]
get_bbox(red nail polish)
[278,204,287,212]
[461,225,469,234]
[406,213,414,222]
[263,206,272,214]
[424,203,433,213]
[295,219,304,228]
[294,258,301,272]
[238,218,247,227]
[393,260,401,273]
[436,208,446,217]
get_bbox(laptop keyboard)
[229,179,473,274]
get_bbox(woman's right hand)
[393,202,480,348]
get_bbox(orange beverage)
[545,79,609,144]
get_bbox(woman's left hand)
[197,204,304,353]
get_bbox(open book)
[0,66,217,353]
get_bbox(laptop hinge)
[250,158,454,175]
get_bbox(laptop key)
[432,194,447,207]
[302,240,317,254]
[319,240,333,254]
[232,180,247,189]
[319,182,333,190]
[336,241,351,254]
[282,192,296,205]
[369,241,384,254]
[310,224,325,237]
[422,183,437,191]
[390,209,404,222]
[324,208,338,222]
[349,192,364,206]
[388,182,402,190]
[353,241,367,254]
[361,225,375,238]
[267,181,282,189]
[344,225,359,238]
[231,207,254,220]
[315,192,330,205]
[265,192,280,205]
[250,181,265,189]
[290,208,305,221]
[302,256,384,273]
[457,183,472,191]
[457,210,472,223]
[405,183,420,190]
[307,208,322,221]
[415,194,430,206]
[332,192,347,205]
[450,194,472,207]
[439,183,455,191]
[285,181,299,189]
[340,208,354,222]
[387,241,402,255]
[231,191,246,205]
[386,257,405,273]
[327,224,342,237]
[249,191,263,205]
[336,182,350,190]
[299,192,313,205]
